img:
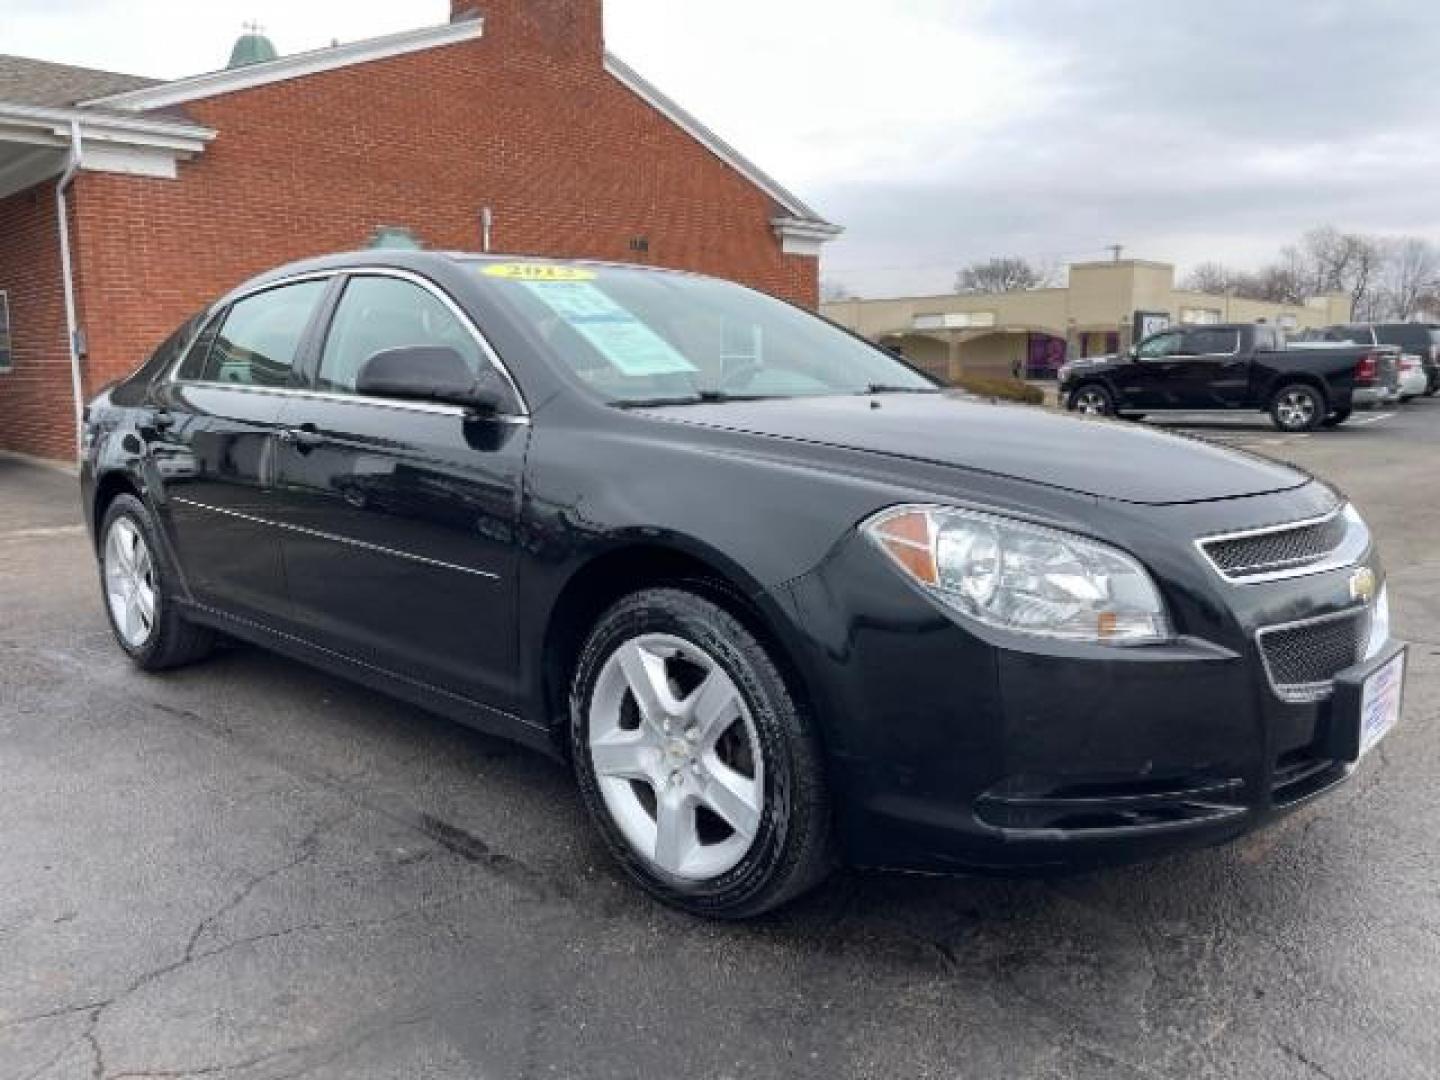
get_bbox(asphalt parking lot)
[3,400,1438,1080]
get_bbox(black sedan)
[81,253,1406,918]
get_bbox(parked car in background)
[81,253,1405,917]
[1398,353,1428,401]
[1059,323,1399,431]
[1319,323,1440,396]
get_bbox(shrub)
[948,374,1045,405]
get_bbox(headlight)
[863,505,1172,645]
[1057,363,1073,382]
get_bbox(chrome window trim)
[1193,502,1366,585]
[1254,602,1370,704]
[172,497,502,580]
[164,265,530,418]
[162,380,529,425]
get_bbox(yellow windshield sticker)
[482,263,597,282]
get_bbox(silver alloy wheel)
[104,517,158,648]
[1276,389,1317,429]
[588,633,765,881]
[1073,388,1109,415]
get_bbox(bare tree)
[954,256,1050,294]
[1382,238,1440,320]
[820,279,855,302]
[1180,262,1241,295]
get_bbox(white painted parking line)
[1358,412,1396,425]
[0,524,86,541]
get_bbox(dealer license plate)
[1357,651,1405,758]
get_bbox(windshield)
[472,261,937,404]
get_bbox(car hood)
[639,393,1310,506]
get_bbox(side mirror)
[1127,346,1139,359]
[355,346,503,414]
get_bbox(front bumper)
[782,486,1398,874]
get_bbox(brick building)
[0,0,840,462]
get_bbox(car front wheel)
[1069,384,1114,416]
[570,588,832,918]
[99,493,215,670]
[1270,384,1325,432]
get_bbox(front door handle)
[279,425,323,453]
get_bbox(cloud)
[4,0,1435,298]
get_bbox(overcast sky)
[6,0,1438,297]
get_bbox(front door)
[150,277,331,623]
[1117,330,1184,408]
[271,272,529,711]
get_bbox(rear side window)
[1321,325,1374,344]
[1185,329,1240,355]
[187,280,328,387]
[316,275,482,394]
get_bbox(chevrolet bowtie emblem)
[1349,567,1377,604]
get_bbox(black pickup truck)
[1058,323,1398,431]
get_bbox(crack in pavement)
[1277,1040,1340,1080]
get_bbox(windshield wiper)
[616,390,775,408]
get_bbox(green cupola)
[227,23,278,69]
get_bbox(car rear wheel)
[570,587,832,918]
[1069,384,1114,416]
[1270,384,1324,432]
[99,494,215,670]
[1322,408,1353,428]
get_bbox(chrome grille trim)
[1255,604,1370,704]
[1195,503,1366,585]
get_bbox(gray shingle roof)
[0,54,158,108]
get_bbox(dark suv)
[1321,323,1440,395]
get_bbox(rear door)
[1172,327,1248,407]
[150,276,332,624]
[269,270,530,710]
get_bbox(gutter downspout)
[57,119,85,460]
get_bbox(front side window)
[0,290,11,372]
[194,279,328,386]
[472,262,936,404]
[317,275,482,394]
[1137,331,1182,359]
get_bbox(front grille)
[1201,510,1349,580]
[1257,606,1369,703]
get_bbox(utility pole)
[1106,244,1124,263]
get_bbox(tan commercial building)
[823,259,1352,383]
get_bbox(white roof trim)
[604,51,838,231]
[0,102,214,153]
[82,17,485,113]
[773,216,844,257]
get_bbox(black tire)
[98,494,216,671]
[570,587,833,918]
[1068,383,1115,417]
[1269,383,1325,432]
[1425,375,1438,397]
[1322,408,1352,429]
